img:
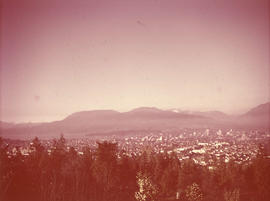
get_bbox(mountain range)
[0,102,269,139]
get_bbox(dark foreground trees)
[0,136,269,201]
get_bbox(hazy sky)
[1,0,269,122]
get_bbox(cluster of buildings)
[3,128,270,166]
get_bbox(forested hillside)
[0,136,269,201]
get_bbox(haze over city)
[1,0,269,123]
[1,2,270,201]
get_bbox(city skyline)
[1,0,269,123]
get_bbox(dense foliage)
[0,136,269,201]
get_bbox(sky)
[0,0,269,123]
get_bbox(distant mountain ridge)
[236,102,270,128]
[64,110,120,121]
[0,121,15,129]
[169,109,229,119]
[242,102,270,117]
[1,103,269,139]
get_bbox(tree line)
[0,136,269,201]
